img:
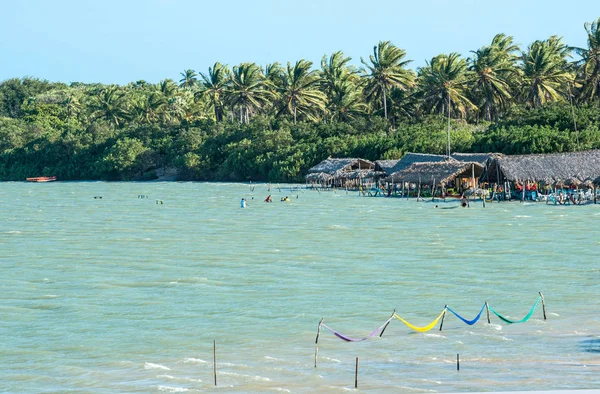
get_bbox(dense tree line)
[0,18,599,181]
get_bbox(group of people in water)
[241,195,293,207]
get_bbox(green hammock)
[488,296,541,324]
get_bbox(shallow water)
[1,182,599,393]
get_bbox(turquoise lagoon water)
[1,182,600,393]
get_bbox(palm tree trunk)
[293,103,297,124]
[382,85,387,119]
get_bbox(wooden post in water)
[485,302,490,324]
[539,292,547,320]
[379,309,396,337]
[457,353,460,371]
[314,318,323,367]
[439,306,447,331]
[354,357,359,388]
[213,340,217,386]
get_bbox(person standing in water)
[240,198,247,208]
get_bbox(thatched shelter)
[387,152,449,174]
[307,157,374,174]
[481,150,600,184]
[305,172,333,182]
[374,159,401,175]
[451,152,502,165]
[385,161,484,186]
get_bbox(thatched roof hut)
[374,159,401,175]
[451,152,502,165]
[308,157,375,174]
[481,150,600,184]
[385,161,484,185]
[388,152,449,174]
[305,172,333,182]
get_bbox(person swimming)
[281,196,290,202]
[265,195,272,203]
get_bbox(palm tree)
[225,63,274,123]
[157,79,179,98]
[197,62,231,122]
[520,36,574,108]
[64,93,82,126]
[361,41,415,119]
[327,79,368,122]
[573,17,600,103]
[469,34,520,121]
[131,92,167,124]
[179,69,198,89]
[92,86,130,127]
[320,51,358,96]
[276,60,326,123]
[419,53,477,118]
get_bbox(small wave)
[321,357,341,363]
[515,215,532,218]
[423,333,445,339]
[264,356,281,361]
[550,312,560,317]
[158,374,202,383]
[182,358,208,364]
[274,388,291,393]
[6,230,21,234]
[145,362,171,371]
[158,386,188,393]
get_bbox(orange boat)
[26,176,57,182]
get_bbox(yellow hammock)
[393,309,446,332]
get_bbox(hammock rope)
[445,304,486,326]
[393,309,447,333]
[320,316,394,342]
[487,295,541,324]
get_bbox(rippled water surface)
[1,182,600,393]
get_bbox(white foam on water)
[264,356,281,361]
[157,386,188,393]
[321,357,341,363]
[273,388,291,393]
[7,230,21,234]
[423,333,446,339]
[515,215,532,218]
[145,362,171,371]
[182,358,208,364]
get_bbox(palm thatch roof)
[305,172,333,182]
[345,169,386,179]
[481,150,600,183]
[308,157,375,174]
[451,152,502,165]
[388,152,449,174]
[385,161,484,185]
[374,159,401,175]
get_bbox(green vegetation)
[1,18,600,182]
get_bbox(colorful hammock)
[393,309,447,333]
[320,316,394,342]
[445,304,486,325]
[488,295,541,324]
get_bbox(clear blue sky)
[1,0,596,85]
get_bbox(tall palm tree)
[327,79,368,122]
[179,69,198,89]
[92,86,130,127]
[320,51,358,96]
[225,63,274,123]
[573,17,600,103]
[131,92,167,124]
[520,36,574,108]
[276,60,326,123]
[197,62,231,122]
[361,41,415,119]
[157,79,179,98]
[419,53,477,118]
[469,34,520,121]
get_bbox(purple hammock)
[321,316,394,342]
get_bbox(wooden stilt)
[315,318,323,344]
[355,357,359,388]
[439,306,447,331]
[485,302,491,324]
[213,340,217,386]
[379,309,396,337]
[457,353,460,371]
[314,346,319,368]
[539,292,547,320]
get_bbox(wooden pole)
[539,292,547,320]
[379,309,396,337]
[355,357,359,388]
[315,318,324,344]
[439,306,447,331]
[457,353,460,371]
[485,302,490,324]
[213,340,217,386]
[314,318,323,368]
